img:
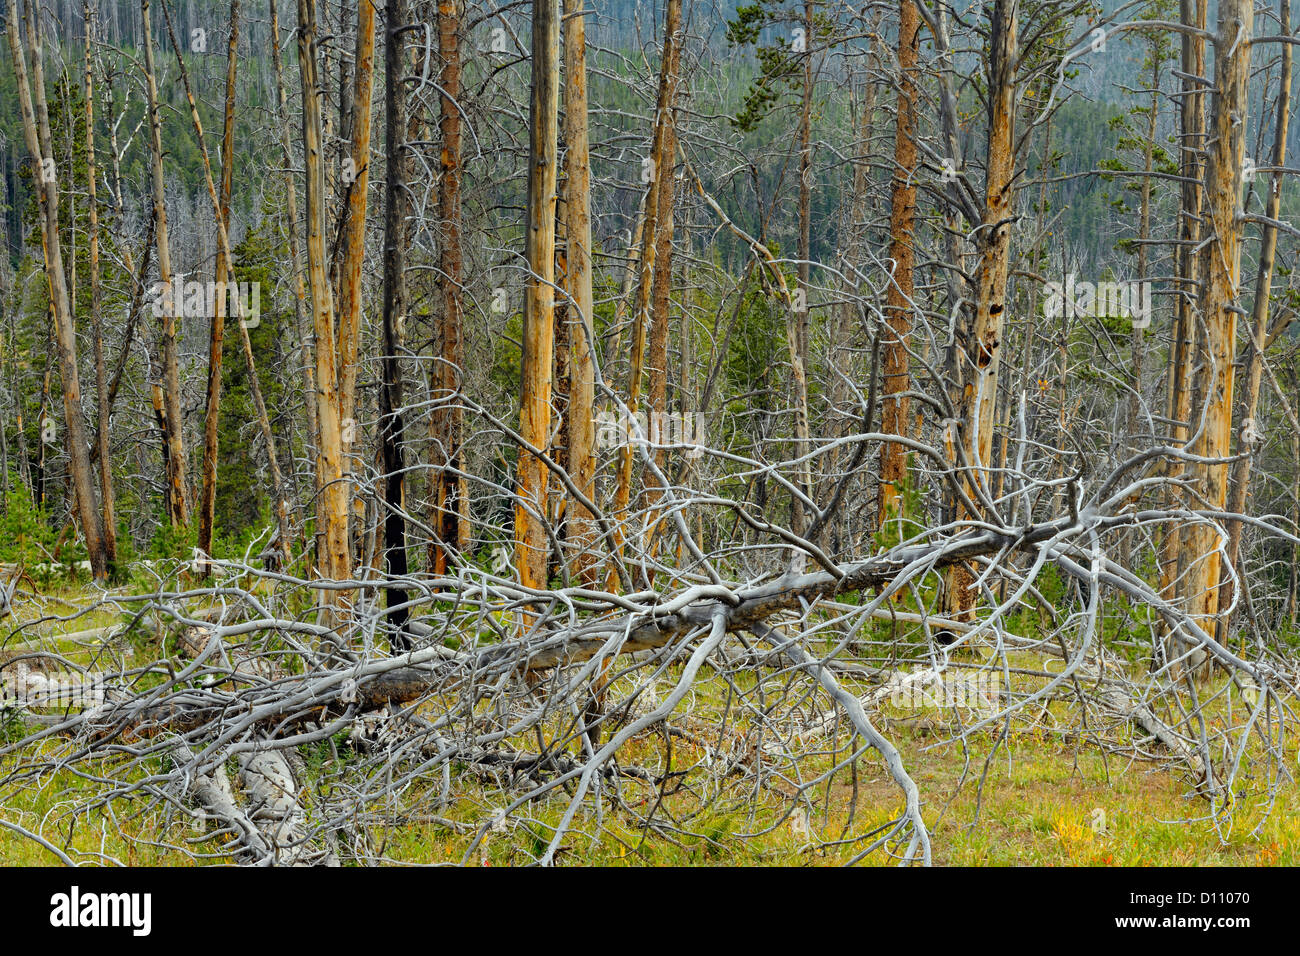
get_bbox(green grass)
[2,710,1295,866]
[2,589,1296,866]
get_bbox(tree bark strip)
[944,0,1016,624]
[1218,0,1284,646]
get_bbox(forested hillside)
[0,0,1298,868]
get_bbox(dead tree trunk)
[431,0,469,573]
[610,0,681,590]
[6,0,107,578]
[141,0,188,529]
[515,0,561,592]
[83,0,117,567]
[944,0,1016,625]
[336,0,377,525]
[790,0,814,539]
[298,0,351,611]
[562,0,596,587]
[198,0,241,573]
[879,0,920,526]
[1221,0,1281,647]
[1174,0,1253,673]
[381,0,413,649]
[644,7,681,562]
[270,0,319,562]
[1158,0,1207,663]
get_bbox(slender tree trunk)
[6,0,106,578]
[298,0,351,607]
[337,0,376,522]
[562,0,605,744]
[553,182,571,576]
[381,0,412,649]
[944,0,1016,625]
[644,10,681,561]
[931,0,972,577]
[610,0,680,590]
[605,189,646,365]
[515,0,561,593]
[563,0,596,586]
[970,0,1016,493]
[269,0,318,562]
[431,0,469,573]
[83,0,117,567]
[141,0,187,529]
[198,0,241,573]
[789,0,814,539]
[1219,0,1287,645]
[879,0,919,526]
[158,0,294,566]
[1175,0,1253,675]
[36,361,49,509]
[1158,0,1207,662]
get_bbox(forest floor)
[3,717,1294,866]
[1,582,1296,866]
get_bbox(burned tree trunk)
[381,0,413,648]
[337,0,377,520]
[610,0,681,589]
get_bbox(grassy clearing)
[3,702,1294,866]
[1,588,1296,866]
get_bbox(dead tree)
[380,0,413,648]
[514,0,561,593]
[5,0,108,578]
